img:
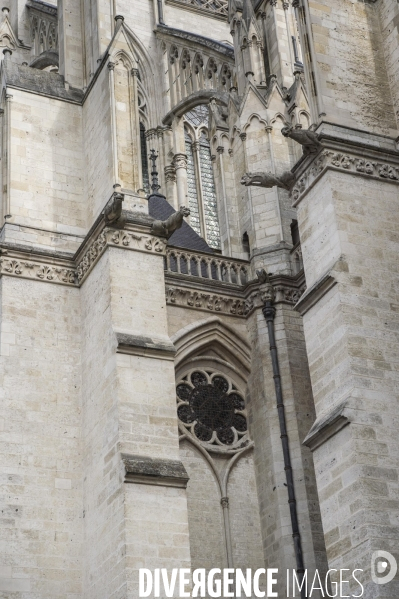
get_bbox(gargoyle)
[241,171,295,191]
[256,268,275,303]
[281,126,321,155]
[104,192,126,226]
[151,206,190,239]
[256,269,270,285]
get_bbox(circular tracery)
[176,370,248,450]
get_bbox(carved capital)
[282,1,289,9]
[107,61,115,71]
[221,497,229,508]
[216,146,224,154]
[131,68,140,77]
[173,153,188,170]
[164,165,176,183]
[239,132,247,142]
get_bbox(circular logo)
[371,551,397,585]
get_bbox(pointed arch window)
[184,105,221,250]
[140,122,150,193]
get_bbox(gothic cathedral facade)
[0,0,398,597]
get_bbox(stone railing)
[165,248,249,286]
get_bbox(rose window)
[176,370,248,449]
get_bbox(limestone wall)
[297,169,399,596]
[179,441,226,570]
[378,0,399,129]
[164,5,231,42]
[9,89,86,234]
[305,0,396,135]
[0,276,82,597]
[228,452,264,570]
[83,67,114,222]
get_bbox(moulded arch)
[184,121,196,141]
[298,110,310,128]
[242,113,268,132]
[111,49,135,71]
[270,112,290,127]
[121,22,158,126]
[162,90,229,125]
[172,316,251,381]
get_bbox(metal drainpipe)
[262,300,306,599]
[157,0,165,25]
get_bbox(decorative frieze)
[0,256,76,286]
[165,275,306,317]
[166,285,250,317]
[292,149,399,205]
[76,229,167,285]
[0,225,168,287]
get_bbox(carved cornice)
[76,228,167,285]
[0,253,76,286]
[27,0,57,17]
[166,285,249,317]
[0,222,167,288]
[292,148,399,206]
[165,271,306,317]
[156,26,234,58]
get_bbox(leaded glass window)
[183,105,221,249]
[140,122,150,193]
[185,131,201,236]
[199,132,220,248]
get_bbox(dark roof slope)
[148,194,213,254]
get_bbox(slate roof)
[148,194,214,254]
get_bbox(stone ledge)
[122,454,189,488]
[303,399,350,451]
[294,272,336,316]
[116,332,176,360]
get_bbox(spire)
[149,149,161,195]
[242,0,261,37]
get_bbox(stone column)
[164,165,178,209]
[131,67,142,192]
[173,153,188,208]
[3,88,12,221]
[216,146,231,254]
[58,0,84,88]
[107,61,119,186]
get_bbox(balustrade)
[165,248,249,286]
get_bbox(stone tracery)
[176,369,249,450]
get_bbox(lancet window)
[184,106,221,249]
[140,123,150,194]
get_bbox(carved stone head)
[281,126,293,138]
[179,206,190,217]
